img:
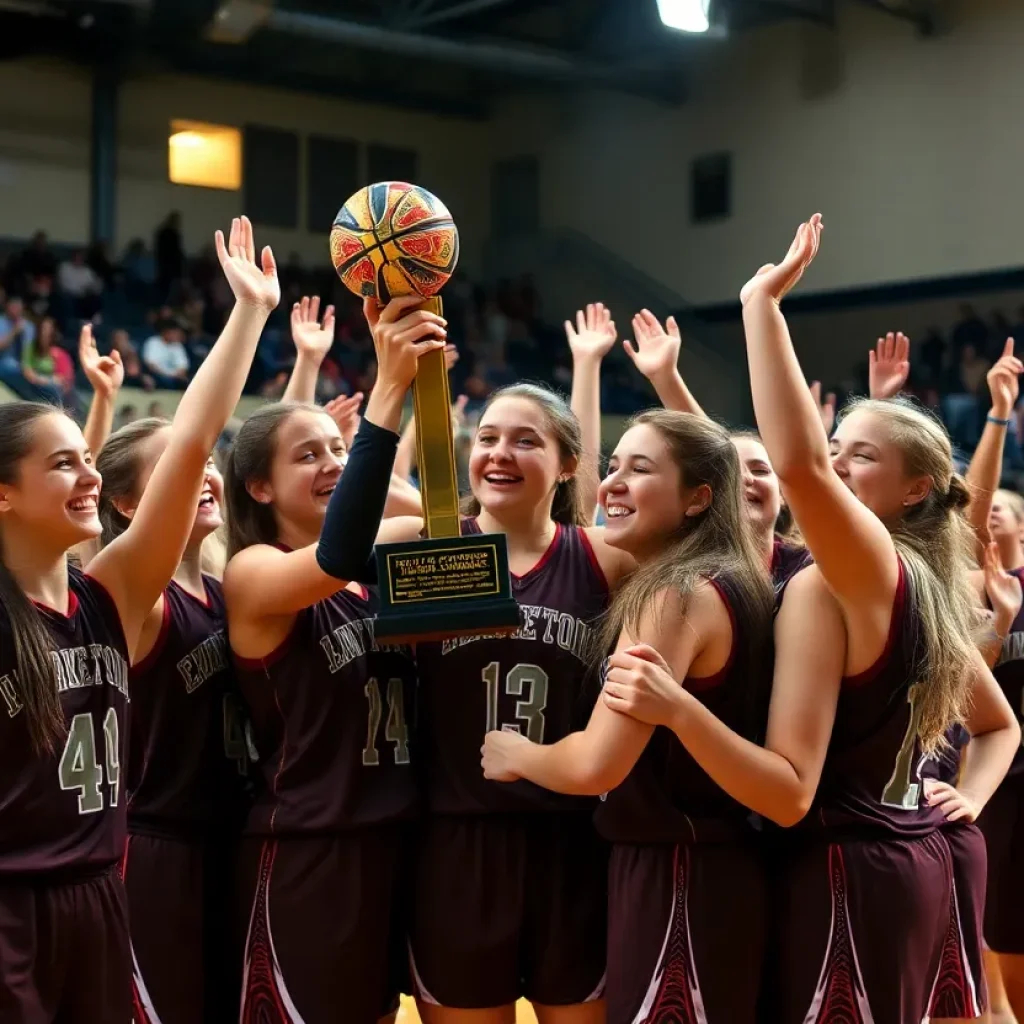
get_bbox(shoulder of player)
[967,567,988,606]
[222,543,301,597]
[780,561,832,604]
[581,525,635,588]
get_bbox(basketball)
[330,181,459,301]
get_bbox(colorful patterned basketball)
[330,181,459,301]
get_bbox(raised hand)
[987,338,1023,419]
[623,310,682,383]
[290,296,335,360]
[78,324,124,398]
[565,302,617,362]
[215,216,280,312]
[740,214,823,307]
[363,296,447,391]
[323,392,363,448]
[809,381,837,435]
[983,541,1023,626]
[451,393,469,431]
[868,332,911,400]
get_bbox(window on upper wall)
[243,125,300,230]
[168,120,242,190]
[690,152,731,224]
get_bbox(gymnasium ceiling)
[0,0,938,116]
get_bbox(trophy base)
[372,532,520,645]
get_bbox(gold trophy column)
[412,297,460,539]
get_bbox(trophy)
[331,181,520,643]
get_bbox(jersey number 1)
[58,709,121,815]
[363,678,410,766]
[881,684,925,810]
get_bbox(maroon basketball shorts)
[409,813,608,1009]
[605,840,765,1024]
[121,833,206,1024]
[978,777,1024,955]
[236,827,408,1024]
[773,830,986,1024]
[0,866,131,1023]
[928,824,988,1020]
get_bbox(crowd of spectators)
[3,218,1024,479]
[0,214,654,423]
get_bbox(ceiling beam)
[852,0,933,33]
[264,8,678,100]
[403,0,517,31]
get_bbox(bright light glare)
[170,131,205,149]
[657,0,711,33]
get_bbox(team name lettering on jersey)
[319,617,408,675]
[0,673,22,717]
[439,604,595,664]
[0,644,129,719]
[177,629,229,693]
[998,631,1024,668]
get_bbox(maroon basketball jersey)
[799,558,947,836]
[595,573,767,844]
[415,519,610,815]
[235,583,417,835]
[127,577,243,838]
[771,536,810,597]
[0,566,130,877]
[990,566,1024,779]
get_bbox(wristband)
[987,415,1011,427]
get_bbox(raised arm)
[87,217,278,652]
[565,303,617,522]
[977,542,1024,667]
[78,324,123,456]
[965,339,1022,548]
[223,296,445,625]
[741,216,898,621]
[623,310,703,416]
[282,295,335,404]
[602,565,845,826]
[481,586,713,796]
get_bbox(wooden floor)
[397,996,538,1022]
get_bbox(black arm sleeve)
[315,416,400,580]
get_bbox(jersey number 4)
[484,662,549,744]
[58,709,121,815]
[363,677,410,766]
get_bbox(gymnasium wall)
[0,58,490,272]
[489,0,1024,306]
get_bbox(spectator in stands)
[952,302,989,359]
[122,237,156,303]
[20,316,75,407]
[86,240,118,290]
[15,230,57,298]
[918,326,946,388]
[0,296,36,394]
[109,328,154,390]
[147,399,166,418]
[942,342,991,448]
[57,249,104,320]
[155,211,185,300]
[142,317,190,389]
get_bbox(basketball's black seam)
[335,220,456,276]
